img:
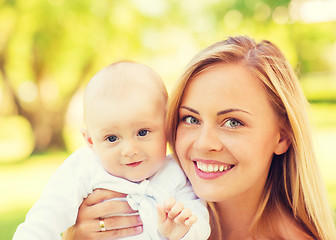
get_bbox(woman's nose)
[195,126,223,152]
[121,140,138,157]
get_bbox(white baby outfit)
[13,146,210,240]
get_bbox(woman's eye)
[107,135,118,142]
[137,129,149,137]
[184,116,200,124]
[223,119,242,128]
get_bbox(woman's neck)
[213,193,312,240]
[215,196,260,239]
[212,176,273,240]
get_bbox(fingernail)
[135,226,143,233]
[136,216,143,224]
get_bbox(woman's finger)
[78,189,137,220]
[72,217,143,240]
[100,215,143,231]
[75,215,143,233]
[96,226,143,240]
[84,189,127,206]
[73,224,143,240]
[84,199,137,219]
[69,189,143,240]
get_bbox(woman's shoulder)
[276,210,315,240]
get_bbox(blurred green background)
[1,0,336,239]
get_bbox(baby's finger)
[167,201,184,219]
[163,197,176,213]
[185,215,197,226]
[174,208,191,224]
[175,208,191,221]
[156,205,167,223]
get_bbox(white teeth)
[196,161,232,173]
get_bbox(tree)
[0,1,98,152]
[0,0,174,153]
[1,0,335,156]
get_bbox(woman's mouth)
[194,160,235,179]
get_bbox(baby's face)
[86,88,167,182]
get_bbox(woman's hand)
[62,189,143,240]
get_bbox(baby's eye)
[137,129,149,137]
[183,116,200,125]
[107,135,118,142]
[223,119,242,128]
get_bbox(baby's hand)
[157,197,197,240]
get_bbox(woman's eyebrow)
[180,106,200,115]
[180,106,252,116]
[217,109,252,116]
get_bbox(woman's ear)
[274,129,291,155]
[81,128,94,149]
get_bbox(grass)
[0,152,68,240]
[1,103,335,240]
[0,207,29,240]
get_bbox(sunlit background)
[1,0,336,238]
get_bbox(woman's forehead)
[180,64,272,114]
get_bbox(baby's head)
[82,61,168,182]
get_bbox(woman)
[166,36,336,239]
[64,36,336,239]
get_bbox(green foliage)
[0,150,68,239]
[309,104,336,129]
[0,115,34,163]
[301,73,336,104]
[0,1,335,237]
[291,22,336,74]
[0,0,335,155]
[327,183,336,212]
[0,207,28,240]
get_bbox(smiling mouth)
[126,161,142,167]
[195,161,234,173]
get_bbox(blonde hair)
[166,36,336,239]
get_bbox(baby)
[13,61,210,240]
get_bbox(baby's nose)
[121,140,138,157]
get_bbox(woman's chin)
[191,182,226,202]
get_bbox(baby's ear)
[81,128,94,149]
[274,129,291,155]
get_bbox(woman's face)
[175,63,289,203]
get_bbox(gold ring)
[99,219,106,232]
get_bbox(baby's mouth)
[126,161,142,167]
[195,161,235,173]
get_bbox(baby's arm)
[13,148,94,240]
[157,197,197,240]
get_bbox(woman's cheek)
[175,127,187,157]
[176,127,195,177]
